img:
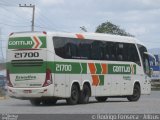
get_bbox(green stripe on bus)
[39,36,47,48]
[95,63,101,74]
[7,61,136,75]
[81,63,87,74]
[53,62,87,74]
[99,75,104,86]
[6,61,87,74]
[8,36,46,49]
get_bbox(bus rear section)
[6,32,54,99]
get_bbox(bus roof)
[9,31,145,46]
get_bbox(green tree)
[95,21,134,37]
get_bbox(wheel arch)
[70,81,81,95]
[127,80,141,102]
[133,81,141,93]
[82,80,92,96]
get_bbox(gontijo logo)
[8,36,46,49]
[108,64,136,74]
[113,66,130,73]
[9,40,33,46]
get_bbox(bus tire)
[30,99,41,106]
[66,84,79,105]
[42,99,57,105]
[95,97,108,102]
[78,84,91,104]
[127,83,141,102]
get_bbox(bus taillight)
[9,32,14,36]
[6,70,13,87]
[43,68,52,87]
[43,31,47,35]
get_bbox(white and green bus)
[6,32,151,105]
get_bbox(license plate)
[23,90,32,93]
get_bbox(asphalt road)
[0,91,160,114]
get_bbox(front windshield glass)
[138,44,150,76]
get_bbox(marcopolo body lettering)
[113,66,130,73]
[9,41,33,46]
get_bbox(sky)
[0,0,160,61]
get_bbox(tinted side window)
[53,37,141,65]
[123,43,130,61]
[103,42,110,60]
[78,40,91,59]
[107,42,116,61]
[128,44,141,65]
[91,41,103,60]
[117,43,124,61]
[53,37,66,58]
[66,40,78,59]
[53,37,91,59]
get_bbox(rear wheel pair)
[66,84,91,105]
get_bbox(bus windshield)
[138,44,150,76]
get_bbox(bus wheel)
[66,84,79,105]
[42,99,57,105]
[95,97,108,102]
[127,84,140,102]
[78,84,91,104]
[30,99,41,106]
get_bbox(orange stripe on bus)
[88,63,96,74]
[76,34,85,39]
[101,63,108,74]
[92,75,99,86]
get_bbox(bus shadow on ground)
[37,100,129,107]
